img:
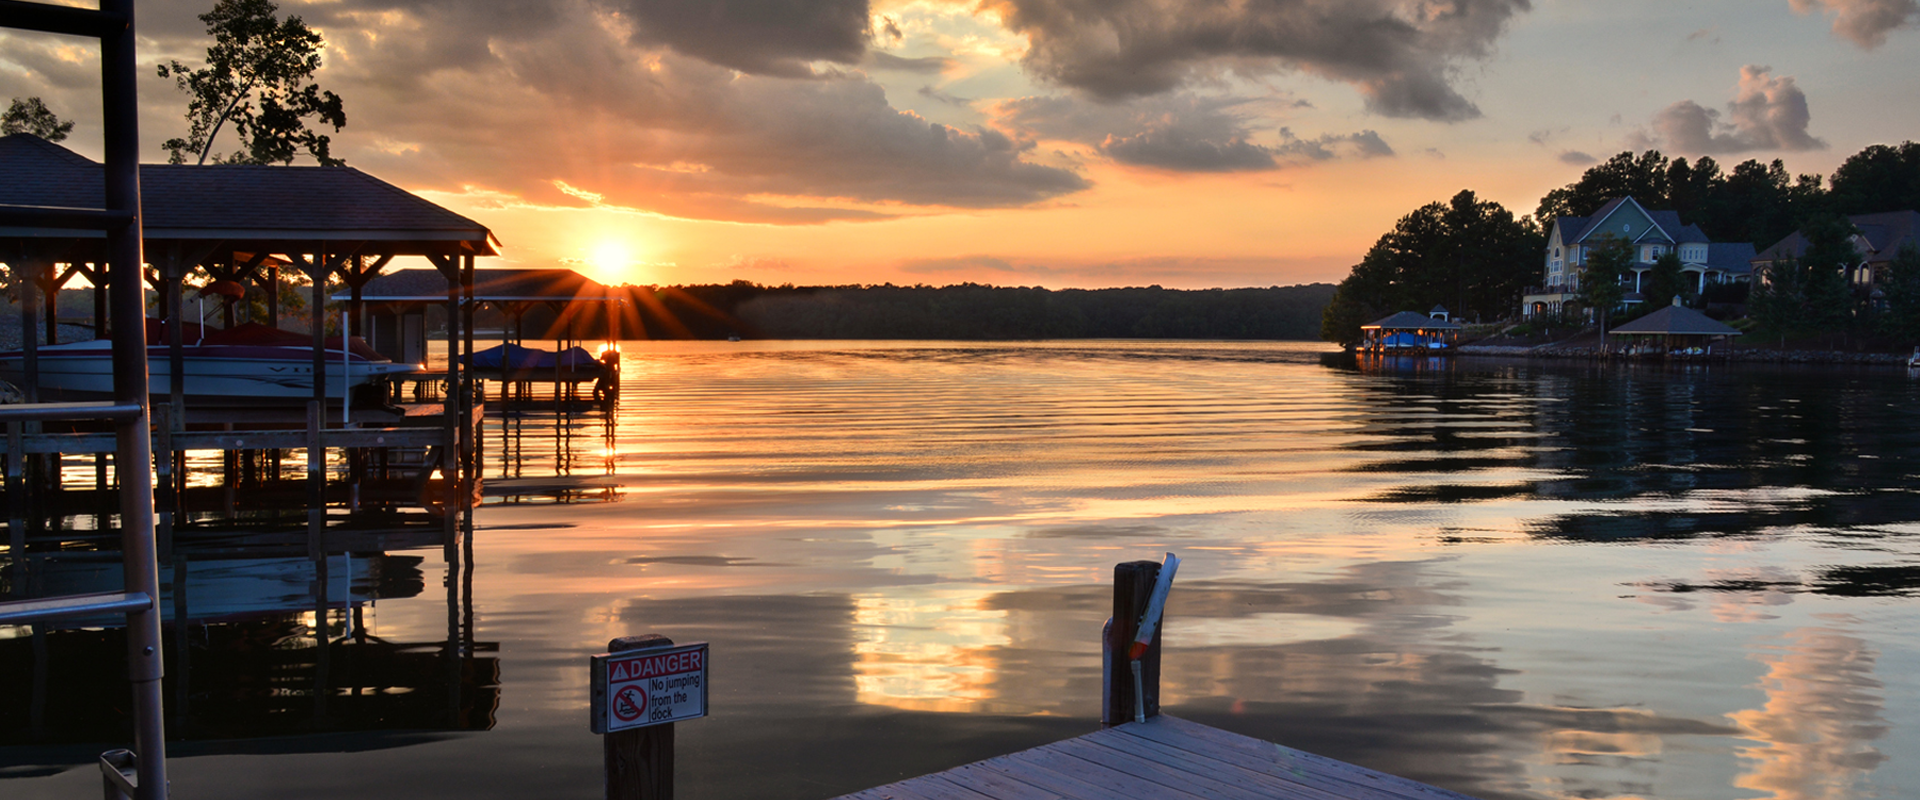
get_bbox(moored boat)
[0,322,418,402]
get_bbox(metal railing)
[0,1,167,797]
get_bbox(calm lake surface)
[5,339,1920,800]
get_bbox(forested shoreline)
[1321,142,1920,349]
[636,282,1337,341]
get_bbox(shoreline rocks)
[0,322,102,351]
[1458,343,1912,366]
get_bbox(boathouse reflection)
[1,525,498,747]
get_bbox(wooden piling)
[1103,560,1162,727]
[605,634,676,800]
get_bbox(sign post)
[591,635,709,800]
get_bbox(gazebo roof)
[1606,304,1740,336]
[0,133,495,256]
[347,268,619,303]
[1361,311,1461,331]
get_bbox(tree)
[1795,214,1856,331]
[1752,215,1854,336]
[1319,190,1542,346]
[2,97,73,141]
[1879,245,1920,345]
[1829,141,1920,215]
[1578,235,1631,335]
[1643,250,1690,309]
[1536,150,1673,223]
[1698,158,1828,249]
[158,0,346,166]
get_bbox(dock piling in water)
[604,634,677,800]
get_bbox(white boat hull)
[0,341,418,402]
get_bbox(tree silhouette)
[158,0,346,166]
[2,97,73,141]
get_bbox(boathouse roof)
[1361,311,1461,331]
[1606,304,1741,337]
[347,268,619,303]
[0,133,495,257]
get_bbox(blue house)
[1522,196,1755,318]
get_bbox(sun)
[585,239,645,284]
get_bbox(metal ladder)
[0,1,168,797]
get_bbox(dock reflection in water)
[5,340,1920,800]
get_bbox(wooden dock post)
[1103,560,1162,727]
[605,634,675,800]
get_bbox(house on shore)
[1521,196,1755,318]
[1751,210,1920,289]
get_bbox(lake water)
[5,340,1920,800]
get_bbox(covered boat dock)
[1605,302,1742,358]
[1,132,497,547]
[1358,311,1461,354]
[344,267,624,402]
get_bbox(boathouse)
[2,130,499,536]
[1358,310,1461,353]
[1604,301,1741,356]
[345,267,622,362]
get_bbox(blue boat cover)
[471,343,604,372]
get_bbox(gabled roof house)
[1752,210,1920,288]
[1522,196,1754,318]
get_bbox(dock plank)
[933,765,1067,800]
[1088,727,1388,800]
[829,716,1481,800]
[1124,717,1476,800]
[1044,734,1273,800]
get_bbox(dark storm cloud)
[999,94,1389,172]
[980,0,1531,121]
[83,0,1086,222]
[917,85,973,106]
[1001,93,1276,170]
[1649,65,1825,154]
[618,0,872,77]
[1101,128,1275,171]
[1790,0,1919,48]
[1272,128,1395,162]
[870,52,954,74]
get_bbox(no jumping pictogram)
[612,685,647,723]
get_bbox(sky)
[3,0,1919,289]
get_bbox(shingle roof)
[0,133,494,254]
[1706,243,1756,275]
[1640,209,1686,243]
[1753,210,1919,266]
[1607,304,1741,336]
[349,268,618,303]
[1361,311,1461,331]
[1849,210,1919,257]
[1569,198,1628,242]
[1551,216,1589,244]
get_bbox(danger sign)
[591,642,709,733]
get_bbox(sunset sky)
[5,0,1920,288]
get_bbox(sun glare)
[584,239,647,284]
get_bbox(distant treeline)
[620,282,1336,341]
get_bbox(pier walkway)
[834,714,1476,800]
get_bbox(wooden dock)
[835,714,1476,800]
